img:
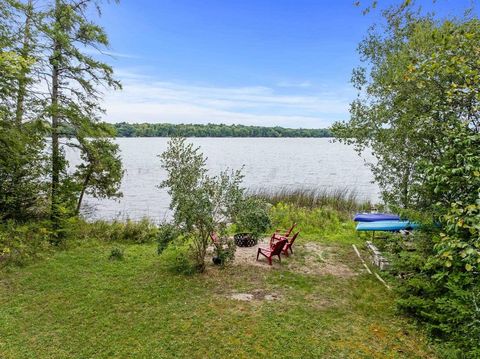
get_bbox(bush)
[212,236,236,266]
[396,265,480,357]
[108,247,124,261]
[235,197,271,239]
[0,221,51,267]
[157,223,180,255]
[382,227,480,358]
[388,127,480,355]
[0,122,48,223]
[119,219,158,243]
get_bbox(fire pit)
[234,233,257,247]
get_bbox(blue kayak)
[356,220,420,232]
[354,213,400,222]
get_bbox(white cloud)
[276,80,312,88]
[102,70,353,128]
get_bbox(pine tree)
[41,0,121,229]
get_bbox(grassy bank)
[0,203,439,358]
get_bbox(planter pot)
[234,233,258,247]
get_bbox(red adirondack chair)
[257,238,288,265]
[282,231,300,256]
[271,223,297,241]
[210,232,227,249]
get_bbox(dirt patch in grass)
[230,289,281,302]
[233,238,273,267]
[291,242,357,278]
[221,239,357,278]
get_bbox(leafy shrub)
[384,227,480,358]
[212,236,236,266]
[108,247,124,261]
[395,256,480,357]
[235,197,271,239]
[0,122,48,223]
[116,219,158,243]
[0,221,51,267]
[390,127,480,355]
[157,223,180,255]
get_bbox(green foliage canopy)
[333,5,480,355]
[333,13,480,209]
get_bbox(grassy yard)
[0,225,440,359]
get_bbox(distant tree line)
[113,122,333,138]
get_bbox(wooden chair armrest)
[258,247,273,253]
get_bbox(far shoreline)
[113,135,335,138]
[112,122,333,138]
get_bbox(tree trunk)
[50,0,61,226]
[401,165,410,209]
[51,68,60,224]
[76,168,92,215]
[15,1,33,127]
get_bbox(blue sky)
[94,0,475,128]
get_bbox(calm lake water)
[66,137,379,221]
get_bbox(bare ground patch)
[230,289,281,302]
[207,238,358,278]
[290,242,357,278]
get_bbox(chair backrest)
[269,232,278,247]
[285,223,297,237]
[289,231,300,245]
[271,238,288,256]
[210,232,219,245]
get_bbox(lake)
[66,137,379,221]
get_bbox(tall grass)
[72,218,160,244]
[250,187,372,214]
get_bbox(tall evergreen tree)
[1,0,123,224]
[41,0,121,228]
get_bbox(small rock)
[231,293,254,301]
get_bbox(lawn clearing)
[0,236,439,358]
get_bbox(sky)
[92,0,476,128]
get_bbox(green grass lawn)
[0,234,439,358]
